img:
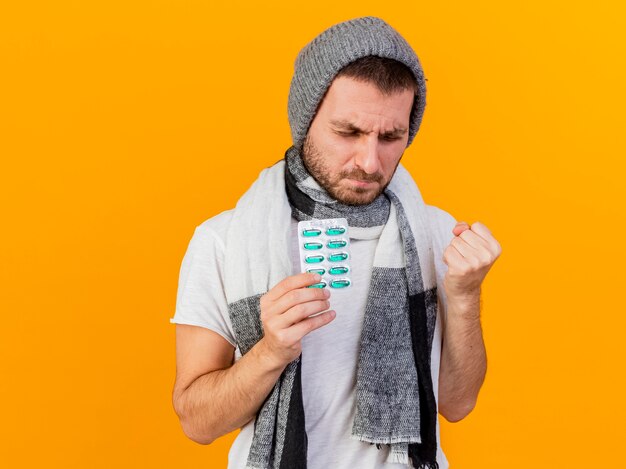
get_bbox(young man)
[170,16,501,469]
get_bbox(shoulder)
[193,209,235,248]
[425,204,457,249]
[425,204,457,233]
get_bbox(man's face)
[302,75,415,206]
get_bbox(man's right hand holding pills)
[258,272,336,368]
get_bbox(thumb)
[452,221,470,236]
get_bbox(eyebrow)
[329,119,408,137]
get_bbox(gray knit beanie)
[287,16,427,151]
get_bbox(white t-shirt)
[170,205,457,469]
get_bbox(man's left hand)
[442,221,502,304]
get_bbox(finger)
[459,228,491,251]
[265,272,321,302]
[450,235,478,260]
[288,309,336,340]
[471,221,492,237]
[275,298,332,329]
[271,286,330,318]
[470,221,501,255]
[452,221,470,236]
[444,243,470,269]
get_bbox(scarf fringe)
[389,444,410,465]
[359,441,440,468]
[349,432,422,444]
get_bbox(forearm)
[178,338,287,444]
[438,292,487,422]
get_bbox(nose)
[354,135,381,176]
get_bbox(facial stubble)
[301,135,401,206]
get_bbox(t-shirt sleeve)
[426,205,458,324]
[169,224,238,348]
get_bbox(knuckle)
[286,289,300,304]
[293,303,306,317]
[275,331,289,347]
[297,289,310,304]
[264,317,276,331]
[316,313,329,327]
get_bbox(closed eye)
[336,131,400,141]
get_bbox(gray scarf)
[223,145,440,468]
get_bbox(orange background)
[1,1,625,468]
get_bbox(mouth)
[347,178,377,188]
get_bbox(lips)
[348,178,377,187]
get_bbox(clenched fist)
[442,221,502,302]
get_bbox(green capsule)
[330,279,351,289]
[302,228,322,237]
[307,281,327,289]
[305,255,324,264]
[306,268,326,275]
[328,252,348,262]
[326,226,346,236]
[327,239,347,249]
[329,266,349,275]
[303,242,323,250]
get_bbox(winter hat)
[287,16,428,151]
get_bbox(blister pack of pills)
[297,218,352,290]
